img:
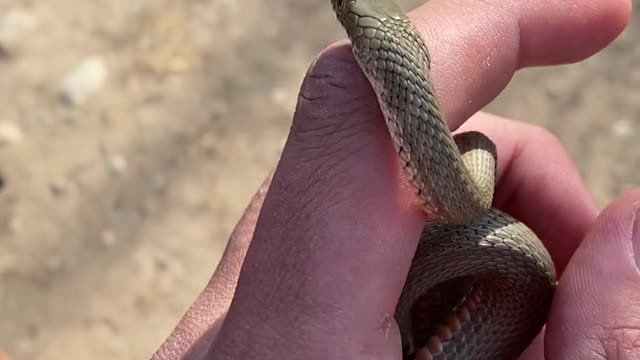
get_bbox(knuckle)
[517,123,568,162]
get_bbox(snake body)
[330,1,557,359]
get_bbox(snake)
[329,0,558,359]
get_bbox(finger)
[459,113,598,360]
[208,0,626,357]
[413,0,631,129]
[152,174,272,360]
[458,113,599,274]
[544,189,640,359]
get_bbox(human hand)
[152,0,633,359]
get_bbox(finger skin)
[412,0,631,130]
[545,190,640,360]
[153,0,630,358]
[152,175,273,360]
[459,114,598,274]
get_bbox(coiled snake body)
[330,0,558,359]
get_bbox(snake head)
[330,0,351,12]
[330,0,355,26]
[331,0,405,39]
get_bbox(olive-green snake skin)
[330,0,558,359]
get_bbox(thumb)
[545,189,640,359]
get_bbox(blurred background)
[0,0,637,359]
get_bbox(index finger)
[458,112,599,274]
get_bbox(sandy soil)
[0,0,637,359]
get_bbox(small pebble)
[0,7,37,56]
[100,229,117,248]
[49,177,69,197]
[0,254,17,275]
[270,87,289,107]
[0,121,23,146]
[611,118,633,138]
[58,56,108,107]
[107,154,127,174]
[7,216,21,234]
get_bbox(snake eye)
[333,0,346,11]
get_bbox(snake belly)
[329,0,558,359]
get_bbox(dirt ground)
[0,0,637,359]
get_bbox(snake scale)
[330,0,558,359]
